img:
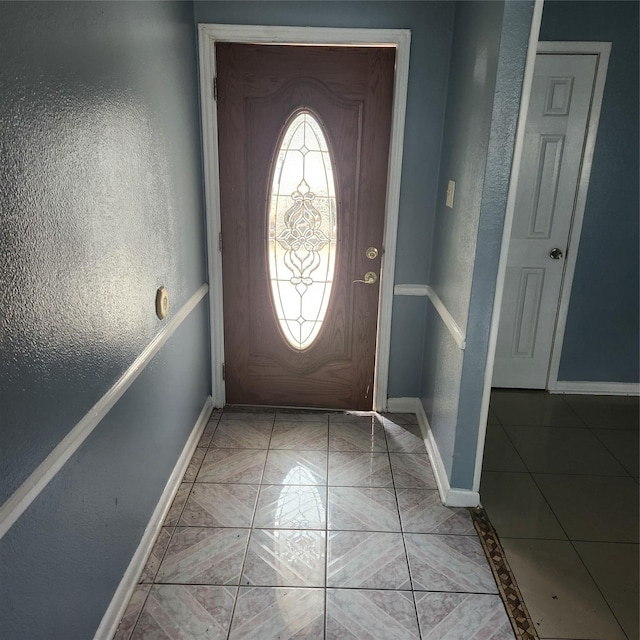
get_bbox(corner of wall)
[387,397,480,508]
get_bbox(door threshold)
[224,403,378,415]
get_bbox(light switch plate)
[446,179,456,208]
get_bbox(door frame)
[198,24,411,409]
[536,41,611,392]
[491,41,611,392]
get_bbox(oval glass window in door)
[267,111,337,350]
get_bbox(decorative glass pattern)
[268,111,337,350]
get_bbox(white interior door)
[493,53,598,389]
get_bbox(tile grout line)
[526,471,579,544]
[589,426,637,478]
[499,423,562,477]
[120,412,223,639]
[381,415,424,639]
[563,536,632,640]
[324,413,330,640]
[557,393,591,428]
[506,431,581,622]
[488,419,530,475]
[118,584,153,640]
[501,421,631,478]
[223,409,276,640]
[122,580,553,596]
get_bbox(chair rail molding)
[394,284,466,350]
[0,284,209,540]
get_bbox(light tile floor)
[114,409,513,640]
[482,390,639,640]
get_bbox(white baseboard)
[388,397,480,508]
[95,396,214,640]
[550,381,640,396]
[386,397,419,413]
[413,398,451,505]
[445,488,481,508]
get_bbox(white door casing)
[493,49,608,389]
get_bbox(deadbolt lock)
[365,246,379,260]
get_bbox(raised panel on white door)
[495,265,556,388]
[544,77,574,115]
[529,135,564,238]
[512,268,545,357]
[493,54,598,389]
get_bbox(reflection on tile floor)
[482,390,639,640]
[114,408,513,640]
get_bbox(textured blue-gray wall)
[452,0,534,488]
[420,0,505,480]
[0,306,210,640]
[0,2,210,637]
[194,1,455,398]
[420,0,533,486]
[540,0,639,383]
[427,0,504,332]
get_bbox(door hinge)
[218,231,223,252]
[221,363,225,380]
[213,77,218,101]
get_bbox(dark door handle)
[550,248,564,260]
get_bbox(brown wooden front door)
[216,43,394,410]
